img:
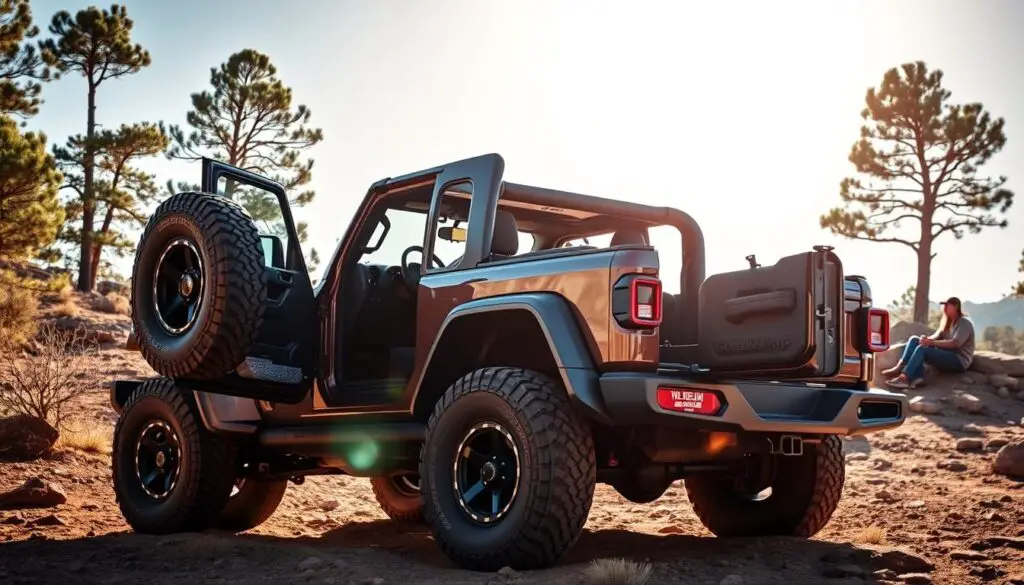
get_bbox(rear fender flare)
[411,293,610,424]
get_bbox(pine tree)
[54,122,168,288]
[41,4,150,291]
[820,62,1013,323]
[0,114,63,261]
[1014,250,1023,297]
[0,0,48,118]
[168,49,323,270]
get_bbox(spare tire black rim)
[135,420,181,500]
[453,421,521,524]
[153,238,204,335]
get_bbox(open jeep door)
[200,159,318,394]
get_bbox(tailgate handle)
[723,290,796,323]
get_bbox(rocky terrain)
[1,299,1023,585]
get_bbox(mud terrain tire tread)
[215,478,288,532]
[112,378,237,534]
[132,191,265,380]
[685,434,845,538]
[419,367,596,572]
[370,475,424,523]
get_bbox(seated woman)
[883,296,976,390]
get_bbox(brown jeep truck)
[110,153,905,572]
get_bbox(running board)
[236,356,303,385]
[258,422,426,450]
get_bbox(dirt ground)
[1,299,1023,584]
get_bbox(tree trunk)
[88,207,115,291]
[76,84,97,292]
[913,243,932,324]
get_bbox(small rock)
[986,438,1011,451]
[983,511,1005,522]
[909,396,942,414]
[846,452,869,462]
[658,524,684,534]
[949,549,988,561]
[719,576,744,585]
[872,549,934,573]
[954,393,984,414]
[898,574,932,584]
[998,387,1012,399]
[0,477,67,509]
[905,500,925,508]
[297,557,323,571]
[989,374,1020,391]
[961,423,986,434]
[993,440,1024,478]
[937,460,968,472]
[874,568,898,580]
[961,375,976,384]
[875,489,898,502]
[956,438,984,451]
[496,566,517,577]
[29,514,66,526]
[319,499,340,512]
[1,513,24,524]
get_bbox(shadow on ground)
[0,521,891,585]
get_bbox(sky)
[23,0,1024,307]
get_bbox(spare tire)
[131,191,266,380]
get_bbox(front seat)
[488,210,520,261]
[610,229,648,247]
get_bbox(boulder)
[0,477,67,509]
[989,374,1022,392]
[970,351,1024,377]
[909,396,941,415]
[953,394,984,414]
[993,440,1024,478]
[0,414,59,461]
[889,321,933,344]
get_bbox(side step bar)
[259,422,425,451]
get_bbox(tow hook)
[769,435,804,457]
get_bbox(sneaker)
[886,377,909,390]
[881,364,903,377]
[908,378,925,389]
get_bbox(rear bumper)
[598,373,907,436]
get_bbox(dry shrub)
[0,322,94,430]
[58,421,111,454]
[57,283,73,302]
[856,525,887,545]
[583,558,653,585]
[0,284,39,346]
[52,296,79,318]
[90,292,129,315]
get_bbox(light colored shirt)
[934,317,975,369]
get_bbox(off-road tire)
[112,378,237,533]
[370,474,424,523]
[215,478,288,532]
[684,434,845,538]
[131,191,265,380]
[419,368,596,572]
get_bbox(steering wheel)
[400,245,445,291]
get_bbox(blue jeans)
[900,336,965,380]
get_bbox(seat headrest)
[491,210,520,256]
[610,229,647,247]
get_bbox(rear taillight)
[612,274,662,329]
[867,307,890,351]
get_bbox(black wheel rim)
[153,237,204,335]
[392,473,420,496]
[134,421,181,500]
[453,422,521,524]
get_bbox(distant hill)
[929,296,1024,332]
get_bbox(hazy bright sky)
[24,0,1024,306]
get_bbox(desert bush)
[583,558,653,585]
[57,421,111,455]
[0,284,39,346]
[856,525,887,545]
[102,292,130,315]
[0,322,93,430]
[52,296,79,318]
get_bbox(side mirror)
[260,235,285,268]
[439,226,467,243]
